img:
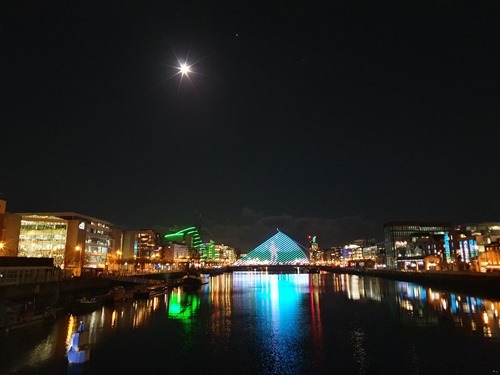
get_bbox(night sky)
[2,1,499,251]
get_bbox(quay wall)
[4,267,498,304]
[0,278,114,303]
[0,270,190,304]
[227,265,500,299]
[325,267,500,299]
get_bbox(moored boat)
[133,284,167,300]
[71,297,101,314]
[182,273,210,289]
[0,304,61,333]
[102,286,127,304]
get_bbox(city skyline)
[3,2,498,251]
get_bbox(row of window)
[0,268,61,285]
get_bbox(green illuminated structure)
[164,226,203,249]
[200,240,216,263]
[234,230,309,266]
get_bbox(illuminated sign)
[444,233,451,261]
[463,241,469,263]
[469,239,477,259]
[78,222,86,230]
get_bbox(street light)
[75,245,82,277]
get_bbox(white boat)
[71,296,101,314]
[67,320,90,364]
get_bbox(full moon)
[179,63,191,76]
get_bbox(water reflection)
[1,293,175,374]
[168,288,201,321]
[317,273,500,338]
[1,272,499,375]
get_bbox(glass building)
[15,212,117,274]
[18,215,68,268]
[383,221,453,269]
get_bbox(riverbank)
[227,264,500,299]
[0,305,68,333]
[4,267,498,332]
[328,267,500,299]
[0,271,189,332]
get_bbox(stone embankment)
[0,268,223,306]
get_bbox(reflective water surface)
[1,272,500,375]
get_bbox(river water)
[1,271,499,375]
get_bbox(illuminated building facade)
[0,201,21,257]
[325,247,342,265]
[172,243,190,263]
[0,199,6,249]
[200,240,216,265]
[233,230,309,266]
[56,213,116,272]
[459,223,500,243]
[215,243,237,265]
[383,222,453,269]
[136,230,162,260]
[455,223,500,272]
[163,226,204,268]
[207,240,217,262]
[200,242,237,267]
[13,212,118,274]
[308,235,321,263]
[17,215,68,268]
[341,244,360,263]
[163,243,189,268]
[121,230,162,272]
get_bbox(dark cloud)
[204,208,381,252]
